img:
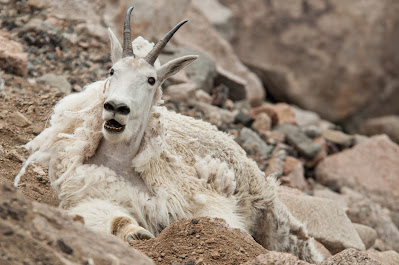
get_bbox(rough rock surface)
[279,187,365,254]
[221,0,399,129]
[243,252,311,265]
[130,217,268,265]
[0,184,154,265]
[315,135,399,214]
[320,249,381,265]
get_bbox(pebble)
[252,112,271,134]
[301,124,322,139]
[239,127,274,158]
[234,112,254,127]
[322,129,354,147]
[275,124,321,159]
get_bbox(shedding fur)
[15,35,323,263]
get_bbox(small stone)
[194,102,236,126]
[37,74,72,94]
[0,31,28,76]
[275,124,321,159]
[265,149,286,177]
[249,105,279,126]
[264,131,286,143]
[195,89,212,104]
[252,112,271,134]
[9,111,31,127]
[191,219,199,224]
[271,103,297,125]
[292,106,321,126]
[234,112,254,127]
[322,129,354,147]
[281,156,307,190]
[73,84,83,92]
[239,127,274,158]
[301,125,322,139]
[353,223,377,249]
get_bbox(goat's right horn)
[144,20,188,66]
[122,6,135,58]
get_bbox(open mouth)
[104,119,125,133]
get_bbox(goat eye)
[148,77,156,86]
[109,69,114,76]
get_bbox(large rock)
[340,187,399,252]
[0,184,154,265]
[279,187,365,254]
[103,0,265,106]
[359,115,399,142]
[315,135,399,214]
[221,0,399,128]
[40,0,107,39]
[0,31,28,76]
[160,45,216,94]
[191,0,235,41]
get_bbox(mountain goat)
[15,7,323,263]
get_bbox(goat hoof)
[137,230,154,240]
[127,235,134,242]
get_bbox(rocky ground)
[1,0,399,264]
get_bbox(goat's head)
[103,6,197,143]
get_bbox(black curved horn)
[122,6,135,58]
[144,20,188,65]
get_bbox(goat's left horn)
[144,20,188,66]
[122,6,135,58]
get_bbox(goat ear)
[108,28,122,64]
[157,55,198,82]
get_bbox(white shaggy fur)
[15,35,323,263]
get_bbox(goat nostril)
[104,102,115,111]
[117,105,130,115]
